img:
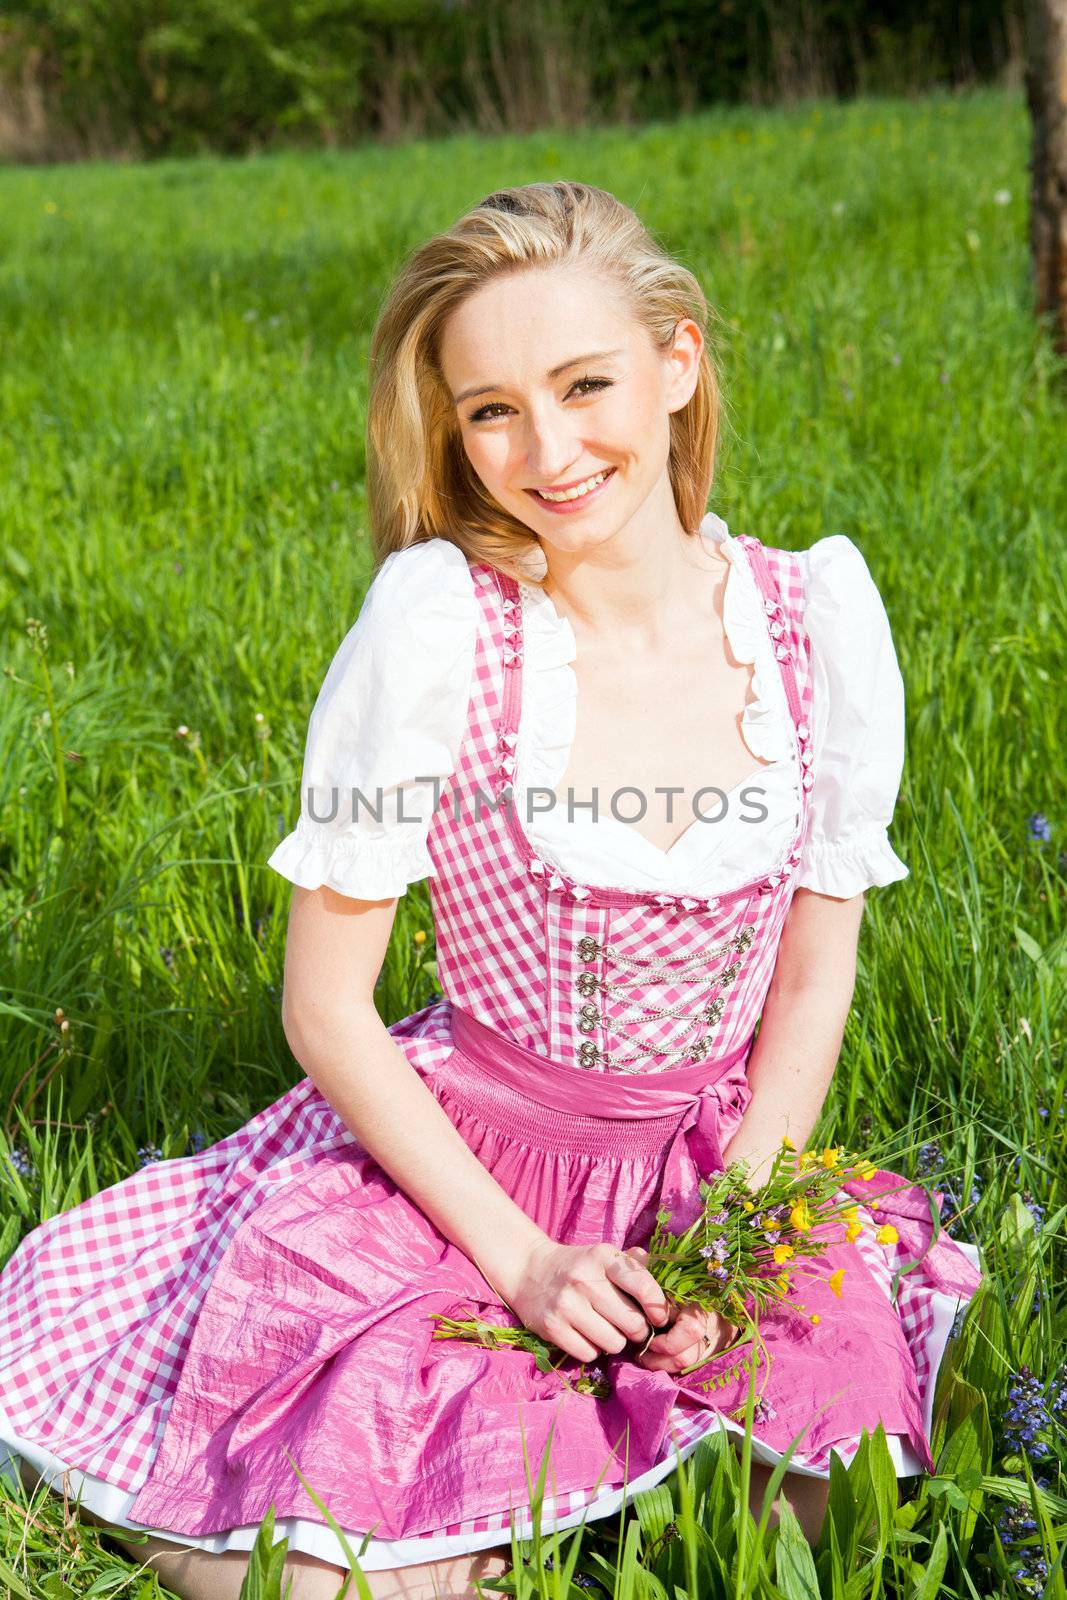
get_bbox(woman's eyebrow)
[453,349,624,406]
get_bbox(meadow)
[0,82,1064,1598]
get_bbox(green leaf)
[823,1448,857,1567]
[37,1578,77,1600]
[1014,925,1045,964]
[930,1376,989,1567]
[865,1422,899,1552]
[910,1523,949,1599]
[0,1557,33,1599]
[631,1482,675,1553]
[237,1504,291,1599]
[0,1212,21,1271]
[774,1495,820,1597]
[84,1575,141,1597]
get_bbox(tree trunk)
[1025,0,1067,356]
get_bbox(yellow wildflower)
[413,929,427,944]
[743,1200,754,1213]
[852,1158,877,1181]
[876,1223,899,1245]
[799,1150,816,1169]
[776,1271,791,1289]
[781,1134,796,1150]
[844,1221,863,1243]
[773,1243,794,1265]
[820,1146,840,1168]
[810,1313,821,1325]
[828,1268,845,1296]
[789,1199,813,1233]
[841,1205,860,1224]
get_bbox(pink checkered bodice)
[425,534,816,1074]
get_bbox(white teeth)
[535,469,611,502]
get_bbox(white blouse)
[268,514,910,902]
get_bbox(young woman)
[0,180,983,1600]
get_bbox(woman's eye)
[468,376,612,424]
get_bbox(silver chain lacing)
[573,926,756,1072]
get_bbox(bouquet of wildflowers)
[430,1136,910,1409]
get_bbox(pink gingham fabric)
[0,533,984,1550]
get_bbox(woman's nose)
[522,407,579,481]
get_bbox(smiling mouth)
[527,467,616,504]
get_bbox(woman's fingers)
[637,1338,705,1372]
[606,1249,671,1327]
[647,1305,705,1353]
[587,1277,661,1344]
[568,1300,637,1357]
[637,1305,722,1370]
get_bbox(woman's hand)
[505,1239,672,1364]
[625,1246,739,1374]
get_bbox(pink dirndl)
[0,534,984,1560]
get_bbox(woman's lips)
[524,466,617,513]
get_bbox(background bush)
[0,0,1030,162]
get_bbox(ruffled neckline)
[511,512,796,832]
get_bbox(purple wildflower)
[3,1146,33,1181]
[1003,1366,1053,1463]
[997,1499,1038,1543]
[185,1129,208,1155]
[1027,812,1052,842]
[998,1474,1052,1593]
[137,1145,164,1167]
[1022,1192,1046,1233]
[940,1169,983,1237]
[915,1141,944,1178]
[753,1396,778,1424]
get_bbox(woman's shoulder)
[364,536,477,602]
[347,538,482,649]
[793,535,898,650]
[743,531,894,632]
[793,532,883,587]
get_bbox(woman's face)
[437,265,702,557]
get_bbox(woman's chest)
[551,643,774,854]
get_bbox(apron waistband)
[449,1004,751,1119]
[440,1005,754,1217]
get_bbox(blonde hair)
[366,180,724,586]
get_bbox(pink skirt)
[1,1001,983,1566]
[123,1005,980,1544]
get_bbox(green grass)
[1,82,1065,1597]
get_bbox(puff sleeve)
[267,539,479,900]
[794,535,910,897]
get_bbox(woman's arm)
[718,886,867,1189]
[280,883,552,1302]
